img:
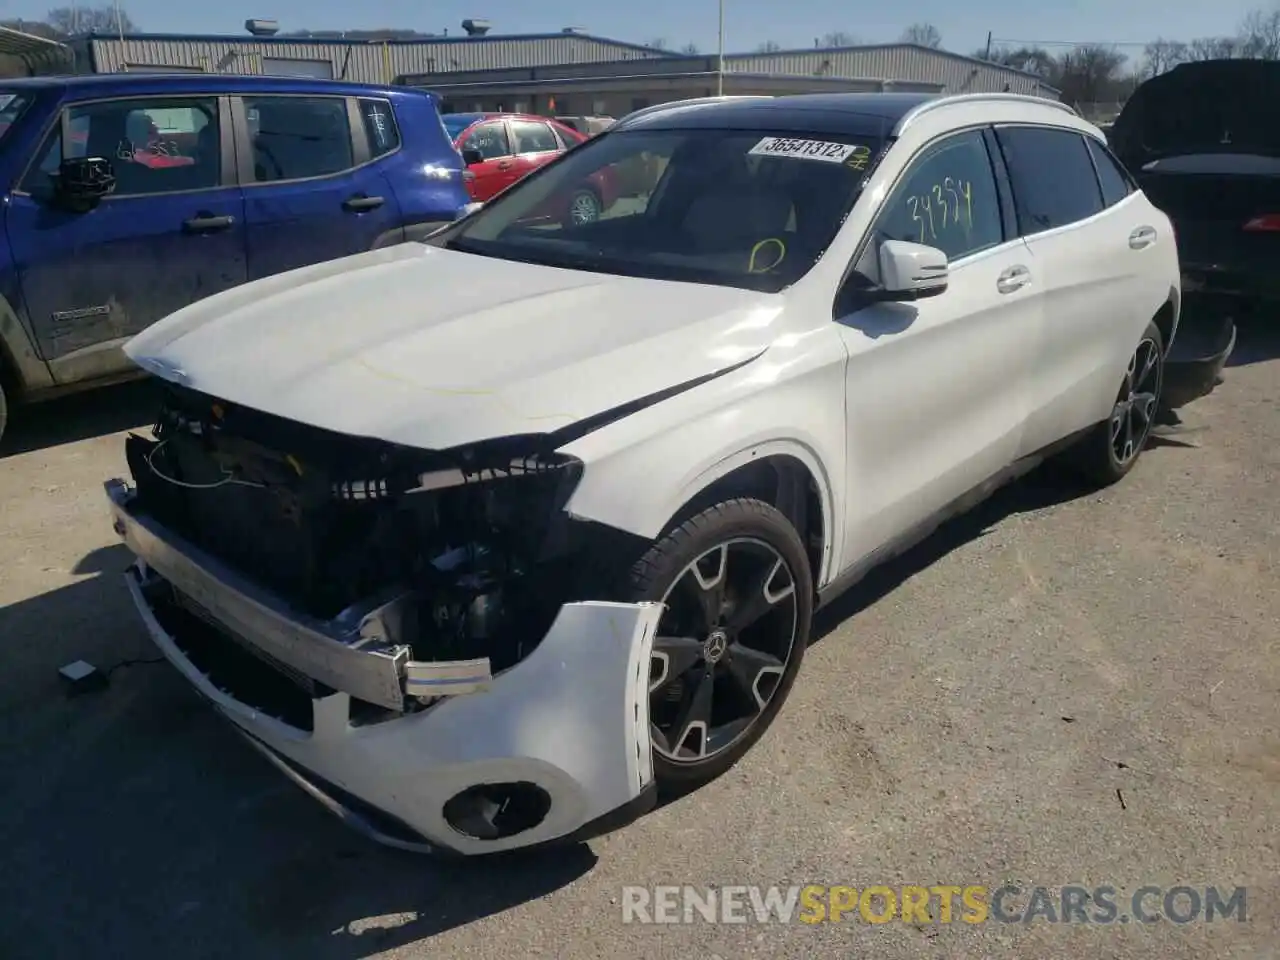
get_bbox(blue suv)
[0,73,474,444]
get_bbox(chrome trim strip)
[105,478,409,711]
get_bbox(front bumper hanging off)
[105,478,662,855]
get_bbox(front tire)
[1070,319,1165,486]
[626,498,813,794]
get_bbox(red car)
[442,111,616,222]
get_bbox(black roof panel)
[618,93,938,136]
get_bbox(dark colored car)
[1111,60,1280,305]
[0,73,474,445]
[442,111,618,221]
[1108,60,1278,403]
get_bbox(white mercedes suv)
[106,92,1180,854]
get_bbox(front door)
[459,119,519,201]
[5,95,246,383]
[238,94,403,280]
[833,128,1043,564]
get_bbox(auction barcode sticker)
[748,137,860,163]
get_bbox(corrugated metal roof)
[727,44,1058,96]
[0,25,68,57]
[81,31,670,84]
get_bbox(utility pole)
[984,31,993,59]
[716,0,725,96]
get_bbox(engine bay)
[124,384,623,681]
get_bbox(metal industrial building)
[33,22,1054,112]
[65,27,669,82]
[402,45,1056,117]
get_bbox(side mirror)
[878,240,948,300]
[460,147,484,166]
[54,156,116,208]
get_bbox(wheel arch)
[1153,287,1178,355]
[668,444,831,589]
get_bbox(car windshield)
[442,113,484,139]
[0,92,33,144]
[438,126,883,293]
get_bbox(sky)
[0,0,1270,59]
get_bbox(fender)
[559,343,849,587]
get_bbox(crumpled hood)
[125,243,782,451]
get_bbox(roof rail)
[616,95,774,127]
[893,93,1077,135]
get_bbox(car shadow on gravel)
[0,378,161,459]
[809,463,1110,645]
[0,546,596,960]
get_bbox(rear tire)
[1069,320,1164,486]
[625,498,812,795]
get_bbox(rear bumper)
[1164,295,1237,409]
[106,478,662,855]
[1181,262,1280,303]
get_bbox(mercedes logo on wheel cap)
[703,629,729,664]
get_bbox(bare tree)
[819,31,858,47]
[45,4,137,35]
[680,42,700,55]
[901,22,942,49]
[977,44,1058,79]
[1055,45,1128,103]
[1141,38,1190,77]
[1239,7,1280,58]
[1186,35,1242,60]
[646,38,669,50]
[757,40,783,53]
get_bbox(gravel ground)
[0,321,1277,960]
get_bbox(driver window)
[461,121,511,161]
[874,129,1004,261]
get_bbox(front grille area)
[146,583,318,732]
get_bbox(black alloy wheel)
[649,537,801,765]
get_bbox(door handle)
[182,213,235,232]
[343,195,385,212]
[996,265,1032,294]
[496,160,513,170]
[1129,225,1158,249]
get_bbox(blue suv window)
[359,98,399,158]
[25,97,220,196]
[245,96,353,183]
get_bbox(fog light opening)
[442,781,552,841]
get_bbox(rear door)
[4,93,245,382]
[507,118,564,181]
[235,94,403,279]
[994,124,1158,453]
[458,119,517,201]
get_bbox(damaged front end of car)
[105,382,663,854]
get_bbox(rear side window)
[1086,137,1134,208]
[359,98,400,158]
[509,120,560,155]
[245,96,353,183]
[996,126,1105,234]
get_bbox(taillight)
[1243,214,1280,231]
